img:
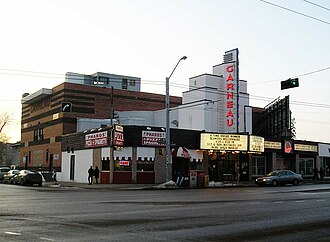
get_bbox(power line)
[302,0,330,11]
[260,0,330,25]
[250,66,330,85]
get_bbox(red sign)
[119,160,129,166]
[85,131,108,148]
[142,131,166,146]
[113,131,124,146]
[225,64,235,127]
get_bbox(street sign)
[61,102,72,113]
[281,78,299,90]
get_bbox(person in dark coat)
[313,167,319,180]
[319,167,324,180]
[94,166,100,184]
[88,166,94,185]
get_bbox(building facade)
[20,79,181,173]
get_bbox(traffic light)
[281,78,299,90]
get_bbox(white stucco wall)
[61,149,93,183]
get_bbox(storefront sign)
[284,140,293,153]
[142,131,166,146]
[115,124,123,132]
[200,133,248,151]
[85,131,108,148]
[294,144,318,152]
[249,136,264,152]
[223,63,238,132]
[119,160,129,166]
[264,141,282,150]
[113,131,124,146]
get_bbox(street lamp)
[165,56,187,182]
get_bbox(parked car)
[12,170,43,187]
[255,170,303,186]
[0,167,11,181]
[2,170,19,184]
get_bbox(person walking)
[94,166,100,184]
[313,167,319,180]
[319,167,325,181]
[52,167,57,185]
[88,166,94,185]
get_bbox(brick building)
[20,81,181,172]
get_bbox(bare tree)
[0,112,14,143]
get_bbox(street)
[1,183,330,241]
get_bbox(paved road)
[0,183,330,241]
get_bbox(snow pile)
[208,181,225,187]
[153,180,178,189]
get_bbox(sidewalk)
[43,178,330,190]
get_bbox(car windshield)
[266,171,279,177]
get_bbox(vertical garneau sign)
[222,48,239,133]
[224,63,237,131]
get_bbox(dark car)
[255,170,303,186]
[2,170,19,184]
[12,170,43,187]
[0,167,11,181]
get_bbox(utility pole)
[109,87,114,184]
[165,56,187,182]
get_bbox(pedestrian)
[94,166,100,184]
[88,166,94,185]
[319,167,324,181]
[52,167,57,185]
[313,167,319,180]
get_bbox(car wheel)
[293,179,299,186]
[272,180,278,186]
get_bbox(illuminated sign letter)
[227,119,233,126]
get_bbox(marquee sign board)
[249,136,265,153]
[200,133,248,151]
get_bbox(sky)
[0,0,329,143]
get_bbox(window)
[34,130,38,141]
[137,157,154,172]
[299,158,314,176]
[122,79,128,89]
[190,160,202,170]
[252,156,266,175]
[39,128,44,140]
[114,157,131,171]
[34,128,44,141]
[129,79,136,86]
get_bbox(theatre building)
[20,49,322,185]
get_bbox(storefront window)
[137,157,154,171]
[114,157,132,171]
[102,157,110,171]
[190,160,202,170]
[322,157,330,177]
[299,158,313,176]
[252,156,266,175]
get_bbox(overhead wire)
[302,0,330,11]
[1,67,330,110]
[260,0,330,25]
